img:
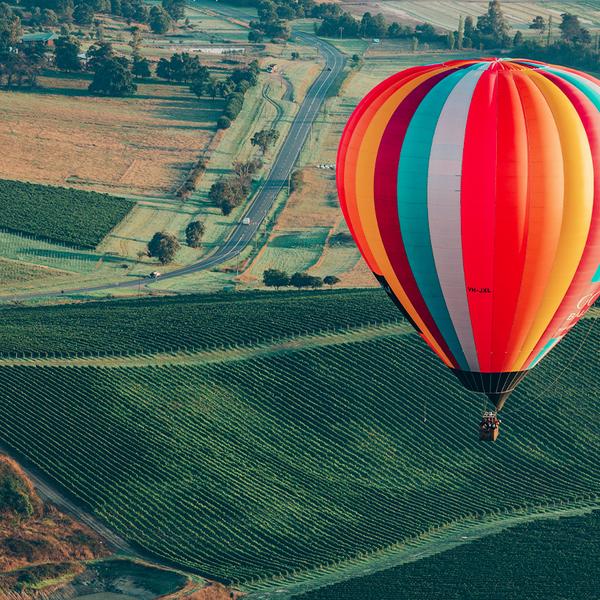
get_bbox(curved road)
[9,31,345,301]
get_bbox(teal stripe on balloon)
[397,65,482,371]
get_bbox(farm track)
[0,440,134,555]
[0,321,411,368]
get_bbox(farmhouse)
[20,32,57,47]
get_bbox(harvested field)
[339,1,600,32]
[0,75,221,199]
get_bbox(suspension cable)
[510,316,598,417]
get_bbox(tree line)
[263,268,340,290]
[312,0,599,64]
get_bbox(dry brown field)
[0,75,221,199]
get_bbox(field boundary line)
[0,320,410,368]
[242,499,600,599]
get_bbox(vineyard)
[0,289,399,357]
[296,510,600,600]
[0,179,134,248]
[0,300,596,584]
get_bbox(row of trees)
[263,269,340,290]
[155,56,260,129]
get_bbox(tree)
[323,275,340,288]
[128,25,142,54]
[86,41,113,71]
[529,15,546,32]
[185,220,205,248]
[0,50,42,87]
[291,51,299,60]
[559,13,591,45]
[513,30,523,46]
[73,2,94,25]
[88,56,137,96]
[148,231,180,264]
[463,15,475,47]
[217,115,231,129]
[289,169,303,193]
[457,15,464,49]
[41,8,58,25]
[263,269,289,289]
[54,36,81,71]
[361,11,386,38]
[208,176,248,215]
[162,0,185,21]
[248,28,264,43]
[290,272,323,289]
[0,3,22,51]
[476,0,510,48]
[251,128,279,154]
[149,5,171,34]
[132,55,150,78]
[189,65,211,95]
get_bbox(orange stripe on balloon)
[339,66,432,273]
[502,72,565,371]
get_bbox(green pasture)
[249,228,331,277]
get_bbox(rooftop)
[21,32,57,43]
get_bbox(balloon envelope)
[337,58,600,410]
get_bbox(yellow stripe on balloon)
[354,66,458,367]
[511,70,594,370]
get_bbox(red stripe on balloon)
[374,67,467,367]
[461,70,499,372]
[489,71,529,371]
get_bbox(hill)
[296,510,600,600]
[0,291,597,589]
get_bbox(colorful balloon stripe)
[337,58,600,406]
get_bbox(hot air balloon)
[336,58,599,436]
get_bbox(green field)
[0,293,596,587]
[296,510,600,600]
[0,180,134,248]
[0,289,398,357]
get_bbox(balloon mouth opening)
[451,369,529,411]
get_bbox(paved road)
[7,31,345,302]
